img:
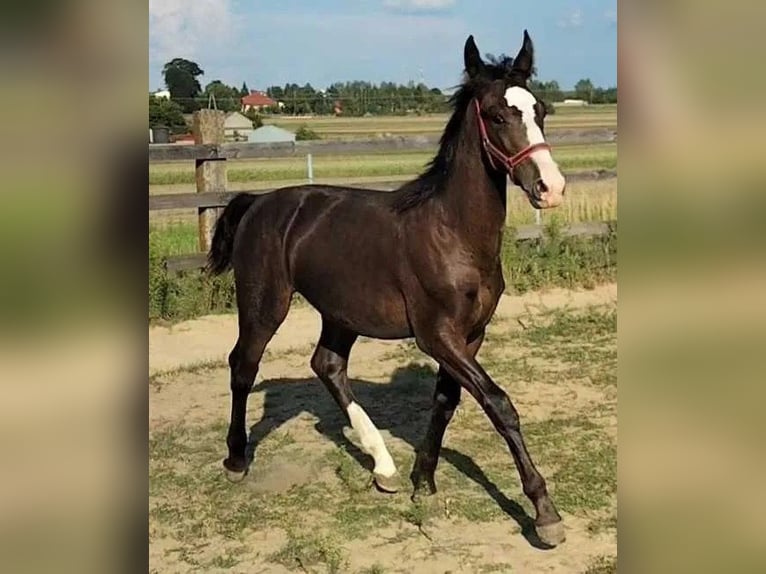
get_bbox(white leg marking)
[346,402,397,477]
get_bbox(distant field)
[149,105,617,230]
[149,104,616,190]
[262,105,616,140]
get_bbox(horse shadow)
[241,360,547,547]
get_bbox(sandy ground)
[149,284,617,573]
[150,284,617,375]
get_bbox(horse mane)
[391,58,518,213]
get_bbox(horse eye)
[493,113,505,125]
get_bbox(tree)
[243,108,263,129]
[240,82,250,97]
[266,85,285,101]
[574,78,595,103]
[203,80,241,112]
[148,95,187,133]
[163,58,204,113]
[539,80,563,103]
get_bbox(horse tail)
[206,193,257,275]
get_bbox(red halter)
[473,98,551,175]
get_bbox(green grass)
[149,143,616,187]
[501,219,616,294]
[149,223,199,255]
[519,306,617,345]
[270,532,348,574]
[525,417,617,512]
[149,230,236,321]
[583,555,618,574]
[149,358,228,390]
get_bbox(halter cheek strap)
[473,98,551,175]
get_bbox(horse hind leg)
[310,320,400,493]
[223,279,291,482]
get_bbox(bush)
[295,124,321,141]
[501,220,616,293]
[243,108,263,129]
[149,95,187,132]
[149,228,236,322]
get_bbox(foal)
[208,31,567,546]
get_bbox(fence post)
[307,153,313,184]
[193,109,227,253]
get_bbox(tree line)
[150,57,617,131]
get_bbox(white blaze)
[504,86,566,206]
[346,402,397,477]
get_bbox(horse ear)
[464,35,485,78]
[512,30,534,79]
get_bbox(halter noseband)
[473,98,551,175]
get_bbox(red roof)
[241,91,277,107]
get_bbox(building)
[247,125,296,144]
[558,98,588,107]
[241,90,278,112]
[152,89,171,99]
[223,111,256,141]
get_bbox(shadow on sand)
[242,361,547,548]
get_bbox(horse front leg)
[419,328,565,547]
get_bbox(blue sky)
[149,0,616,93]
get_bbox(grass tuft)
[583,555,618,574]
[525,417,617,512]
[270,532,347,574]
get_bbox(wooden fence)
[151,110,617,273]
[149,127,617,162]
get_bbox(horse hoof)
[374,472,400,493]
[411,486,437,503]
[224,468,247,483]
[536,521,566,547]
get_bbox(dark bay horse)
[208,31,567,546]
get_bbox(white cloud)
[383,0,456,12]
[149,0,237,65]
[557,8,584,30]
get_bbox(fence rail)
[164,221,616,274]
[149,128,616,163]
[149,169,616,213]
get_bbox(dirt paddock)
[149,284,617,573]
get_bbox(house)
[152,89,171,99]
[558,98,588,107]
[247,125,296,144]
[223,111,256,141]
[241,90,278,112]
